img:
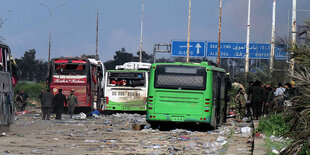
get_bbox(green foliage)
[14,81,47,100]
[277,18,310,154]
[15,49,48,82]
[264,136,292,155]
[256,113,290,136]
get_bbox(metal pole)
[139,0,144,62]
[290,0,296,75]
[270,0,276,73]
[245,0,251,79]
[217,0,223,67]
[186,0,192,63]
[96,12,99,60]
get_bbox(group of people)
[234,80,299,120]
[38,89,79,120]
[14,90,28,112]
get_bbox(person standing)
[15,91,23,112]
[39,90,45,113]
[249,80,265,120]
[274,83,286,108]
[263,84,273,115]
[246,81,254,118]
[21,90,28,111]
[53,89,67,120]
[42,88,54,120]
[67,90,79,119]
[234,88,246,120]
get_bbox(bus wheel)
[150,123,159,129]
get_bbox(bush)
[256,113,291,136]
[14,81,47,100]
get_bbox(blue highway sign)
[206,42,288,60]
[171,41,205,57]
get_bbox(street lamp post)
[39,3,65,64]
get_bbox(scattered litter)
[179,136,190,141]
[270,135,285,142]
[272,147,280,154]
[84,139,100,143]
[0,132,6,137]
[31,149,44,154]
[90,110,100,117]
[241,127,252,137]
[75,112,86,120]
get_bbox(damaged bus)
[0,43,17,132]
[103,62,151,112]
[47,57,105,112]
[146,62,230,128]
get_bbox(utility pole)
[96,12,99,60]
[186,0,192,63]
[245,0,251,80]
[39,3,65,71]
[270,0,276,73]
[217,0,223,67]
[290,0,296,75]
[139,0,144,62]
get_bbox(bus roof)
[107,70,148,73]
[152,62,226,73]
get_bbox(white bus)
[103,62,151,112]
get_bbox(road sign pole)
[139,0,145,62]
[245,0,251,79]
[270,0,276,73]
[186,0,192,63]
[290,0,296,75]
[217,0,223,67]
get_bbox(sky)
[0,0,310,62]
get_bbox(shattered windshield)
[54,63,86,75]
[107,72,146,87]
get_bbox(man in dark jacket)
[42,88,54,120]
[249,80,265,120]
[53,89,67,120]
[263,84,273,115]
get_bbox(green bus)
[146,62,230,128]
[103,62,151,112]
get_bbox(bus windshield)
[54,63,86,75]
[154,65,206,90]
[107,72,146,87]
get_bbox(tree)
[276,19,310,154]
[15,49,48,82]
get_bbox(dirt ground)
[0,108,236,155]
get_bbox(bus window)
[54,63,86,75]
[107,72,145,87]
[154,65,206,90]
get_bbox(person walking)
[42,88,54,120]
[15,91,23,112]
[263,84,273,115]
[67,90,79,119]
[21,90,28,111]
[234,88,246,120]
[53,89,67,120]
[246,81,254,118]
[274,82,286,108]
[249,80,265,120]
[39,90,45,114]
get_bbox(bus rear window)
[54,63,86,75]
[155,65,206,90]
[107,72,146,87]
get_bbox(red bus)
[47,57,105,112]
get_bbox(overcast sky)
[1,0,310,62]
